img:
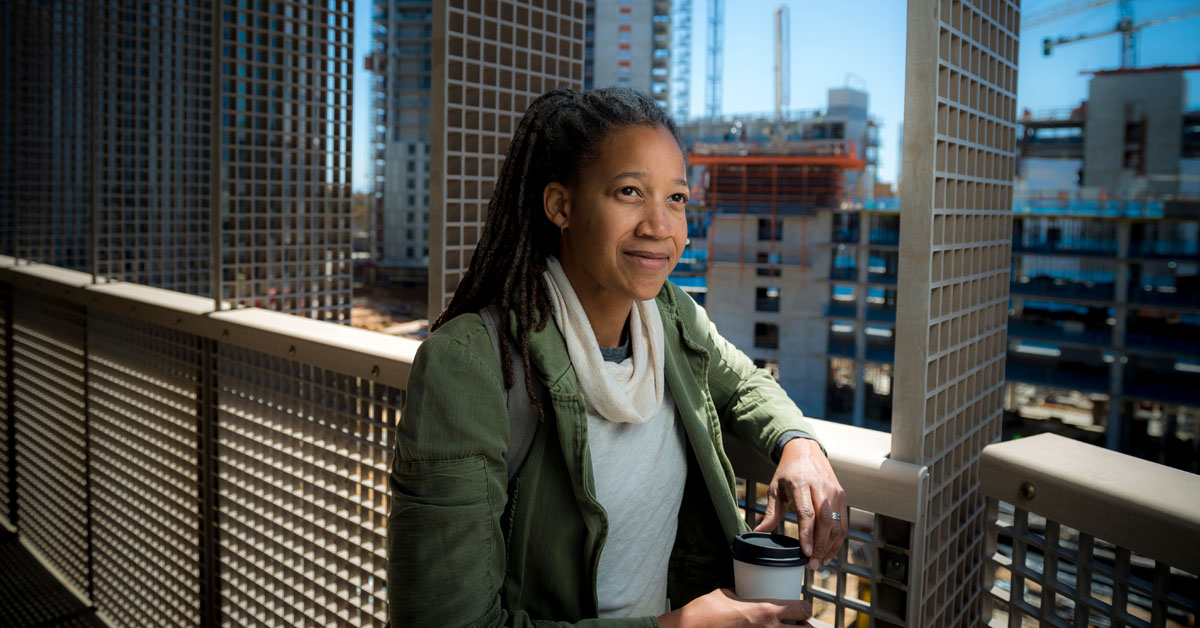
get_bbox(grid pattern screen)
[87,312,203,628]
[94,1,213,296]
[216,1,354,322]
[215,345,399,626]
[896,0,1020,624]
[11,294,91,594]
[1,1,92,271]
[1,1,354,323]
[430,0,585,312]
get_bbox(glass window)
[755,286,780,312]
[754,323,779,349]
[757,218,782,241]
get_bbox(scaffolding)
[689,146,866,284]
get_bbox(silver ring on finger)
[831,512,842,521]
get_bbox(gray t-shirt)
[587,345,687,618]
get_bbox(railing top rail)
[0,256,421,389]
[726,418,928,522]
[981,433,1200,574]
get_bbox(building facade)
[584,0,671,110]
[1,0,354,322]
[369,0,433,278]
[673,87,880,421]
[676,70,1199,472]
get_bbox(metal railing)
[0,256,928,627]
[982,433,1200,627]
[1,257,417,627]
[726,419,928,627]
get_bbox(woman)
[388,87,847,627]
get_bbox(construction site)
[671,0,1200,471]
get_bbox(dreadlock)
[431,87,683,419]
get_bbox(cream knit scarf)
[543,256,665,424]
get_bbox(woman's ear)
[543,182,570,230]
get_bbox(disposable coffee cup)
[730,531,807,600]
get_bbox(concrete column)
[854,212,870,426]
[893,0,1020,623]
[1108,221,1131,450]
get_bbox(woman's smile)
[623,248,672,272]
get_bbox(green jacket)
[387,282,818,627]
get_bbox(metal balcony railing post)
[2,283,13,529]
[209,2,223,313]
[88,0,98,285]
[197,337,220,626]
[82,301,94,602]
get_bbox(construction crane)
[774,6,789,122]
[705,0,723,117]
[1042,0,1200,69]
[673,0,693,121]
[1023,0,1123,29]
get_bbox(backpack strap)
[479,304,540,484]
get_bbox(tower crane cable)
[1041,1,1200,68]
[1023,0,1122,29]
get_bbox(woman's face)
[545,124,690,306]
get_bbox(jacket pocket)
[388,455,499,625]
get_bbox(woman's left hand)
[753,438,848,570]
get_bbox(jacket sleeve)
[669,284,825,464]
[386,315,659,628]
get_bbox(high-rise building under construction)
[584,0,672,110]
[368,1,433,279]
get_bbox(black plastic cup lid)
[730,532,807,567]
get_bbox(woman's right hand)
[657,588,812,628]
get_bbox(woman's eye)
[669,193,688,204]
[618,186,640,197]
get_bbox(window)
[756,252,781,277]
[753,359,781,380]
[754,323,779,349]
[755,286,780,312]
[757,218,782,241]
[825,358,856,421]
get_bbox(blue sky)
[351,1,1200,192]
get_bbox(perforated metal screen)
[12,294,91,594]
[87,312,203,627]
[214,344,400,626]
[429,0,586,312]
[895,0,1019,624]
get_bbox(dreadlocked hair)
[431,86,683,419]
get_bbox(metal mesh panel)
[214,2,354,322]
[93,1,212,295]
[429,0,586,311]
[1,1,92,271]
[214,344,400,627]
[11,292,90,594]
[738,477,913,627]
[895,0,1019,624]
[988,504,1199,627]
[87,312,202,627]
